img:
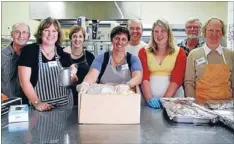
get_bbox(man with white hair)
[126,19,147,56]
[1,23,30,101]
[178,18,204,56]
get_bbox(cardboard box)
[8,105,29,123]
[78,86,141,124]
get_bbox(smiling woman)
[76,26,143,97]
[59,25,95,106]
[138,18,187,109]
[17,17,78,112]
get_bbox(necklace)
[112,56,125,65]
[72,50,83,57]
[41,48,54,57]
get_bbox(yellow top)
[146,47,180,76]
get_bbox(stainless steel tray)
[161,98,218,124]
[213,109,234,130]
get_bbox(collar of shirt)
[5,42,17,56]
[179,38,204,48]
[203,43,223,56]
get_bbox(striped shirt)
[1,43,22,98]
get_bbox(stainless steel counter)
[1,106,234,144]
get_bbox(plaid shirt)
[177,39,205,56]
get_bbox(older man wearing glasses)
[1,23,30,102]
[178,18,205,56]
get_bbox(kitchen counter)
[1,106,234,144]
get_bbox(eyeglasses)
[13,30,30,35]
[186,26,200,30]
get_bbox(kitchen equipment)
[58,68,72,87]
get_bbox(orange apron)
[195,52,232,104]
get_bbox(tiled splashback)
[227,2,234,49]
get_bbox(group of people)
[1,16,234,111]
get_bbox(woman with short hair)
[18,17,77,111]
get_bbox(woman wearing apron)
[18,17,77,111]
[184,17,234,104]
[138,18,187,109]
[60,25,95,106]
[77,26,142,96]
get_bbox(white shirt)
[126,41,147,57]
[203,43,223,56]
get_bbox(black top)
[18,43,67,87]
[59,50,94,106]
[59,50,95,84]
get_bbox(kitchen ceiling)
[29,1,142,21]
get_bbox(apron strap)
[97,51,110,83]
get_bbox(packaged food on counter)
[205,100,234,110]
[86,83,135,95]
[161,98,218,124]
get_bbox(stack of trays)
[161,98,218,124]
[1,97,22,115]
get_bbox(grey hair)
[11,23,30,34]
[185,17,202,28]
[127,18,143,30]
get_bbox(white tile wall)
[228,1,234,11]
[227,2,234,49]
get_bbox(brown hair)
[69,25,86,40]
[146,18,176,55]
[110,26,130,42]
[34,17,63,45]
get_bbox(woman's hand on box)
[115,84,131,93]
[77,82,89,96]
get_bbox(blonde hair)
[202,17,226,37]
[146,18,176,54]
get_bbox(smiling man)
[126,19,147,56]
[184,17,234,103]
[1,23,30,99]
[178,18,205,56]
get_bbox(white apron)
[150,76,184,98]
